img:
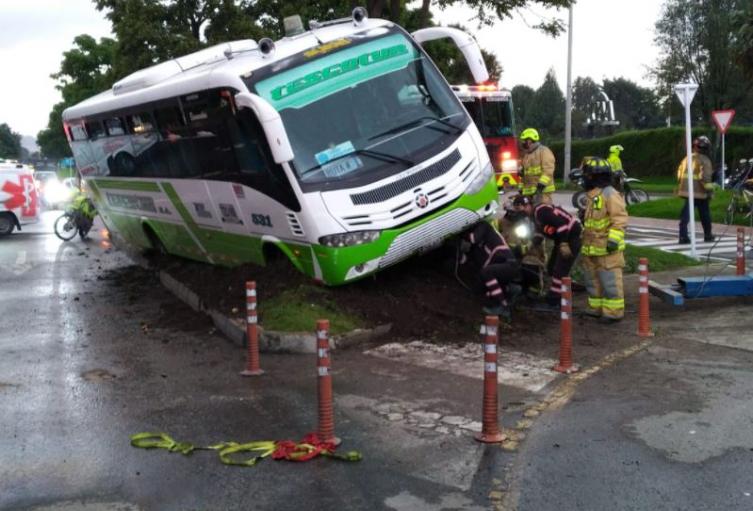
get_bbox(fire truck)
[453,84,519,190]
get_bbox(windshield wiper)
[299,148,414,180]
[368,115,462,141]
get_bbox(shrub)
[548,127,753,179]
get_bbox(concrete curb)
[157,269,391,353]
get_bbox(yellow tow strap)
[130,432,361,467]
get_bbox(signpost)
[674,82,699,258]
[711,109,735,189]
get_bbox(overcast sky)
[0,0,663,138]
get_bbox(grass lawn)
[628,190,753,226]
[259,285,363,334]
[635,176,676,194]
[623,244,703,273]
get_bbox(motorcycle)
[54,198,96,241]
[570,168,650,211]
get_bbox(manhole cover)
[81,369,117,382]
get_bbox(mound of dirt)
[153,246,488,340]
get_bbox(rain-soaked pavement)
[4,210,753,510]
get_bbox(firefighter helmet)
[519,128,540,142]
[693,136,711,150]
[581,156,611,177]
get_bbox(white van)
[0,161,40,236]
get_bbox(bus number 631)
[251,213,273,228]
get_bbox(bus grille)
[350,149,461,205]
[378,208,479,269]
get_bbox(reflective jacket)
[534,203,582,243]
[676,152,713,199]
[607,153,623,172]
[581,186,628,257]
[71,193,96,220]
[465,221,514,268]
[520,144,556,196]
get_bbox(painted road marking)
[365,340,558,393]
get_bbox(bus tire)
[0,212,15,237]
[143,225,168,257]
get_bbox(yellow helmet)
[519,128,540,142]
[609,145,624,154]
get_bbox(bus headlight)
[319,230,381,248]
[466,161,493,195]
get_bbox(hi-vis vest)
[520,144,556,196]
[676,153,712,199]
[581,186,628,256]
[607,153,623,172]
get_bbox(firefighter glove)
[607,239,619,253]
[558,242,573,259]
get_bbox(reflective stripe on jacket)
[676,152,713,199]
[581,186,628,256]
[520,144,556,196]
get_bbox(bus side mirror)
[234,92,294,164]
[411,27,489,84]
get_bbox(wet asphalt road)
[0,212,531,510]
[4,211,753,510]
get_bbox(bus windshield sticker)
[256,33,417,111]
[315,141,355,165]
[320,156,363,179]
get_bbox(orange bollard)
[553,277,579,374]
[240,281,264,376]
[475,315,506,444]
[737,228,746,276]
[637,258,654,337]
[316,320,340,445]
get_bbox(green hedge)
[548,127,753,179]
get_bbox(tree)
[0,124,23,159]
[652,0,753,122]
[37,35,116,159]
[734,3,753,78]
[511,84,535,129]
[528,69,565,139]
[570,76,601,136]
[602,77,663,130]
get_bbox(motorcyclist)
[70,190,96,236]
[607,145,625,192]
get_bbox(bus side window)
[104,118,125,136]
[233,109,300,212]
[154,104,195,178]
[87,121,105,140]
[124,112,159,177]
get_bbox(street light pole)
[563,5,574,184]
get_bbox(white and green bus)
[63,9,499,285]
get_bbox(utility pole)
[563,5,574,184]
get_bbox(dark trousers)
[679,198,712,240]
[479,261,520,307]
[546,236,582,305]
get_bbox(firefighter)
[459,221,520,320]
[512,194,583,310]
[498,198,546,300]
[519,128,556,204]
[676,135,715,244]
[580,156,628,322]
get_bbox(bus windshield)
[248,29,468,191]
[462,97,514,138]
